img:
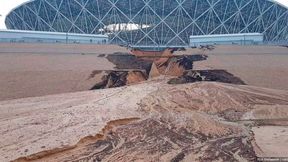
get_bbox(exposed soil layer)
[106,53,153,73]
[90,70,147,90]
[90,58,244,90]
[106,52,207,73]
[92,53,215,89]
[46,118,256,162]
[153,55,207,77]
[168,70,246,85]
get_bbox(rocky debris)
[168,70,245,85]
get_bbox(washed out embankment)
[90,49,245,89]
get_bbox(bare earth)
[0,44,288,161]
[0,43,129,101]
[191,45,288,90]
[1,80,288,161]
[252,126,288,157]
[1,44,287,101]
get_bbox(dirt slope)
[1,81,288,161]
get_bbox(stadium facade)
[5,0,288,47]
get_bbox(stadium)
[5,0,288,47]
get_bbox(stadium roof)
[5,0,288,47]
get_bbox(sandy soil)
[1,44,287,100]
[0,43,130,101]
[1,81,288,161]
[189,45,288,90]
[252,126,288,157]
[0,81,161,161]
[0,43,130,54]
[1,44,288,161]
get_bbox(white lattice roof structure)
[5,0,288,47]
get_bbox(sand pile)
[1,80,288,161]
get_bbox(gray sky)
[0,0,288,29]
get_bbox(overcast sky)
[0,0,288,29]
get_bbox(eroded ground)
[191,45,288,90]
[1,81,288,162]
[1,44,288,161]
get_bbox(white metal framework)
[5,0,288,47]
